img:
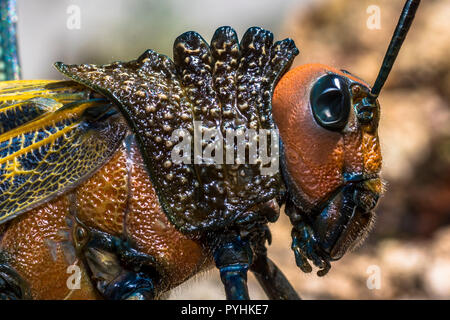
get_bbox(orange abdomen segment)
[75,137,211,289]
[0,136,210,299]
[75,143,129,236]
[124,142,211,290]
[0,195,99,299]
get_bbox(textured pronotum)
[56,26,299,233]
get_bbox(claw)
[317,260,331,277]
[303,239,325,269]
[309,252,325,270]
[291,224,332,276]
[292,245,312,273]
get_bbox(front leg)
[248,224,300,300]
[74,224,157,300]
[0,252,31,300]
[212,233,252,300]
[291,222,331,276]
[250,252,300,300]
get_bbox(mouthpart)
[317,175,382,261]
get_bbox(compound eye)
[310,74,350,131]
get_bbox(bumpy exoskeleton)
[0,26,300,300]
[53,27,301,299]
[0,0,420,300]
[55,27,298,234]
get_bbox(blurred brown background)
[16,0,450,299]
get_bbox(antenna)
[0,0,21,80]
[369,0,421,101]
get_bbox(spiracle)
[55,26,299,233]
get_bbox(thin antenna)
[0,0,21,80]
[369,0,420,100]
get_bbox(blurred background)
[16,0,450,299]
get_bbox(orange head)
[272,0,420,275]
[273,64,382,261]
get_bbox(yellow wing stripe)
[0,99,62,114]
[0,92,126,224]
[1,125,76,177]
[0,80,96,136]
[0,80,89,104]
[0,100,96,150]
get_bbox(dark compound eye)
[310,74,351,131]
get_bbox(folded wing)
[0,80,127,224]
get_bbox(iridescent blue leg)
[213,235,252,300]
[291,223,331,276]
[102,270,155,300]
[74,224,157,300]
[0,0,21,80]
